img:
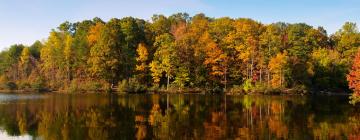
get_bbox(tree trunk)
[280,69,282,87]
[167,74,170,91]
[251,58,254,80]
[267,68,270,86]
[247,64,249,79]
[260,68,262,83]
[224,66,227,91]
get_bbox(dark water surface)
[0,93,359,140]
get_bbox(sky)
[0,0,359,50]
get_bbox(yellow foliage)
[136,43,148,72]
[268,51,289,88]
[203,32,228,77]
[149,61,161,84]
[87,22,104,47]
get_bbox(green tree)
[88,19,124,86]
[150,33,176,90]
[18,47,32,80]
[333,22,360,67]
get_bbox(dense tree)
[203,32,229,90]
[18,48,32,80]
[88,18,124,85]
[268,51,289,88]
[29,41,43,59]
[347,49,360,104]
[150,33,176,89]
[333,22,360,67]
[0,13,359,96]
[136,43,149,84]
[311,48,346,90]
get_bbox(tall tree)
[347,49,360,105]
[88,18,124,85]
[18,47,32,80]
[203,32,229,90]
[40,31,66,88]
[149,33,176,90]
[63,34,73,84]
[136,43,149,84]
[333,22,360,67]
[268,51,289,88]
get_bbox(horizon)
[0,0,359,50]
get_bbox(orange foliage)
[203,33,228,78]
[347,49,360,97]
[87,22,104,47]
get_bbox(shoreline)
[0,88,350,96]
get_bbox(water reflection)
[0,93,358,140]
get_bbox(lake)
[0,93,358,140]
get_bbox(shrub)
[84,81,104,92]
[149,86,160,92]
[67,79,110,93]
[68,79,80,93]
[242,79,253,93]
[292,84,308,94]
[0,75,8,90]
[118,78,147,93]
[350,93,360,105]
[211,86,223,94]
[5,82,17,90]
[18,82,31,90]
[31,78,46,92]
[228,85,244,95]
[252,82,268,93]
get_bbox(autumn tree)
[149,33,176,90]
[18,47,32,80]
[260,23,286,85]
[88,18,124,86]
[136,43,149,84]
[70,19,99,79]
[40,31,66,88]
[347,49,360,105]
[177,13,210,87]
[311,48,346,90]
[1,13,359,94]
[203,32,229,90]
[333,22,360,67]
[224,18,263,83]
[63,34,73,84]
[151,15,171,37]
[268,51,289,88]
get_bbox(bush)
[149,86,160,92]
[228,85,244,95]
[18,82,31,90]
[68,80,80,93]
[242,79,253,93]
[87,80,110,92]
[252,82,268,93]
[31,78,46,92]
[350,93,360,105]
[211,86,223,94]
[291,84,308,94]
[67,79,110,93]
[118,78,147,93]
[5,82,17,90]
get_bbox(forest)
[0,13,359,102]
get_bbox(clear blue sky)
[0,0,359,50]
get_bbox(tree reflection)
[0,94,357,139]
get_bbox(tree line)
[0,13,359,96]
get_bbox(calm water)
[0,93,358,140]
